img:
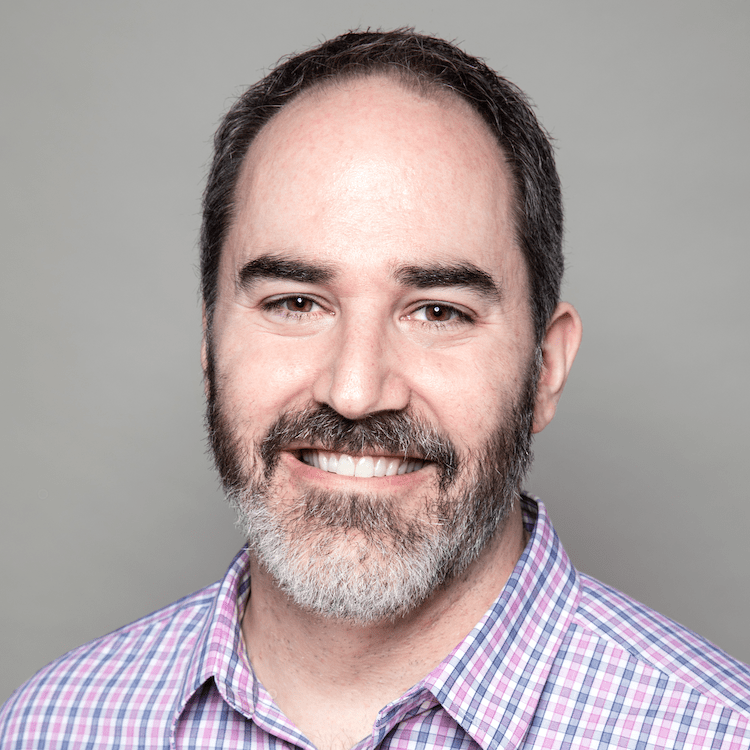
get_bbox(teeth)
[301,450,424,477]
[354,456,374,478]
[385,459,400,476]
[337,455,355,477]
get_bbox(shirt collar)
[422,495,580,750]
[173,545,257,723]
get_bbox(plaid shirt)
[2,496,749,749]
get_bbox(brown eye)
[424,304,452,321]
[286,296,313,312]
[406,302,472,326]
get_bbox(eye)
[422,304,455,322]
[408,303,473,325]
[261,294,330,321]
[263,295,318,313]
[281,296,315,313]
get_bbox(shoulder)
[569,572,750,713]
[0,582,219,748]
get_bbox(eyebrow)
[237,253,335,290]
[394,262,502,302]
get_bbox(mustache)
[260,404,458,487]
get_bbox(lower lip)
[281,451,429,486]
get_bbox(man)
[2,28,749,749]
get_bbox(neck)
[241,503,527,750]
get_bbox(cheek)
[407,351,500,442]
[214,332,321,418]
[408,335,533,449]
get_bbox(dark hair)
[201,29,563,344]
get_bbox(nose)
[312,316,410,419]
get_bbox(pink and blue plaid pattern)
[2,496,749,748]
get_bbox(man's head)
[201,30,580,623]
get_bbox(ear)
[532,302,582,434]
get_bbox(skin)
[204,76,582,750]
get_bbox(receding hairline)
[253,66,514,160]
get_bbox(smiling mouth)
[299,449,426,478]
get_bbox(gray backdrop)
[2,1,748,703]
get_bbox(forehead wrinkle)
[393,262,503,303]
[236,253,336,291]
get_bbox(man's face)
[205,77,539,621]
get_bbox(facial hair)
[206,351,539,624]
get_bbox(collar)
[173,545,257,723]
[171,496,579,750]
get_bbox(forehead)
[223,75,525,292]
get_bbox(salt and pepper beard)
[206,347,540,624]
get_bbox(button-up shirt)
[2,496,749,748]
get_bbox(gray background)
[2,1,748,703]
